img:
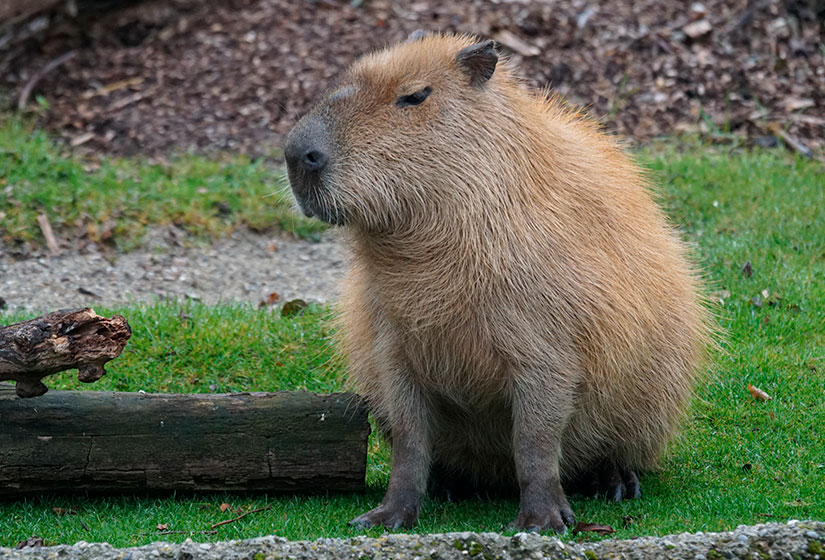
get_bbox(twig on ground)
[751,119,825,163]
[36,213,60,254]
[107,88,156,112]
[82,77,144,99]
[766,122,813,159]
[210,506,271,529]
[17,51,76,110]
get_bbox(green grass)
[0,117,324,249]
[1,139,824,548]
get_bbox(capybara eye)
[395,86,432,108]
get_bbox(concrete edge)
[2,520,823,559]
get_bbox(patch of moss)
[467,541,484,556]
[706,548,724,560]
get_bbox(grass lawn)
[1,125,824,547]
[0,118,323,248]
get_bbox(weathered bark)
[0,384,370,495]
[0,308,131,398]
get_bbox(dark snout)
[284,115,333,219]
[284,128,328,175]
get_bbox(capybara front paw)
[349,504,418,530]
[510,502,576,533]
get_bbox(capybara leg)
[509,373,576,533]
[349,386,431,529]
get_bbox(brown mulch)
[1,0,823,157]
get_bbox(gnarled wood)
[0,384,369,495]
[0,308,131,398]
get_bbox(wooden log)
[0,383,370,495]
[0,308,131,398]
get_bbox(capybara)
[284,32,710,532]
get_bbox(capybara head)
[285,33,506,232]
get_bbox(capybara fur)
[284,32,710,532]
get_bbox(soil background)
[1,0,823,157]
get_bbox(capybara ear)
[407,29,429,42]
[456,40,498,87]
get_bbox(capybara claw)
[510,504,576,534]
[349,505,418,530]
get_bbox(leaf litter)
[0,0,822,158]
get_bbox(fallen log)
[0,308,131,398]
[0,383,369,496]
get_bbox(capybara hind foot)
[570,461,641,502]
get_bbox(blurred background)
[1,0,823,158]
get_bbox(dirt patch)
[1,0,823,157]
[0,227,346,314]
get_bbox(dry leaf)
[784,500,809,507]
[783,97,815,111]
[683,19,712,38]
[156,523,169,531]
[709,290,731,304]
[258,292,280,307]
[52,507,77,516]
[15,537,44,550]
[573,522,615,535]
[69,132,95,147]
[219,503,232,513]
[747,383,772,402]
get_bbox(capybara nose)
[300,149,327,172]
[285,143,328,174]
[284,116,330,176]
